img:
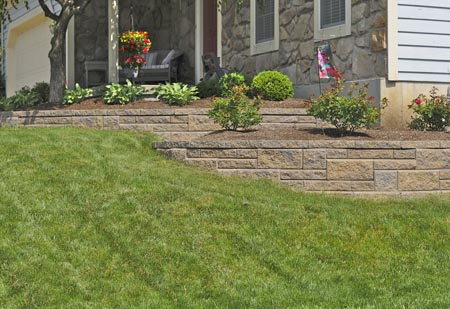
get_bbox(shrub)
[208,86,262,131]
[218,72,249,97]
[63,83,93,105]
[408,87,450,131]
[251,70,294,101]
[104,80,145,105]
[307,78,381,136]
[0,86,43,111]
[32,82,50,103]
[197,79,221,98]
[152,82,199,106]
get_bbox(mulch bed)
[199,127,450,141]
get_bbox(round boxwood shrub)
[218,72,248,97]
[251,70,294,101]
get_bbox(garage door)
[9,19,52,93]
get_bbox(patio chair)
[202,53,229,80]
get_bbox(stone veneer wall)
[221,0,387,86]
[155,139,450,196]
[75,0,196,85]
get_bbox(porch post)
[195,0,202,83]
[66,18,75,89]
[108,0,119,83]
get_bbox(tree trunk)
[48,25,66,104]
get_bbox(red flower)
[125,58,132,63]
[416,98,422,105]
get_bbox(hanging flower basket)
[119,31,152,75]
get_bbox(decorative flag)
[317,44,341,79]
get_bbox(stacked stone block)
[155,140,450,196]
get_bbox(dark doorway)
[203,0,217,55]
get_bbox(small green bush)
[63,83,93,105]
[218,72,249,97]
[152,82,199,106]
[307,78,381,136]
[32,82,50,103]
[408,87,450,131]
[0,86,43,111]
[104,80,145,105]
[197,79,221,98]
[208,86,262,131]
[251,70,294,101]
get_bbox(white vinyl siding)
[314,0,351,41]
[397,0,450,82]
[250,0,279,55]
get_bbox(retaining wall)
[154,139,450,196]
[0,108,317,140]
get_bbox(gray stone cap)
[153,139,450,150]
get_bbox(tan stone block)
[72,116,102,128]
[188,115,221,131]
[119,124,154,131]
[327,160,374,180]
[280,170,327,180]
[136,116,172,124]
[103,116,119,129]
[348,149,393,159]
[440,180,450,190]
[262,116,300,123]
[235,149,258,159]
[219,169,280,180]
[186,159,217,169]
[398,171,440,191]
[152,124,189,132]
[374,160,416,170]
[170,115,189,123]
[304,181,374,191]
[326,149,348,159]
[401,141,441,149]
[440,170,450,180]
[158,149,187,161]
[218,159,257,169]
[258,149,303,169]
[374,171,398,191]
[303,149,327,169]
[119,116,136,124]
[282,181,305,190]
[394,149,416,159]
[416,149,450,169]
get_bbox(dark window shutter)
[256,0,275,44]
[320,0,346,29]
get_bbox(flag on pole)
[317,44,341,79]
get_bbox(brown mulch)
[199,127,450,141]
[20,97,308,111]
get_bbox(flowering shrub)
[307,78,382,136]
[408,87,450,131]
[119,31,152,69]
[208,86,262,131]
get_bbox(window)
[314,0,351,41]
[251,0,279,55]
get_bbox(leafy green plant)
[152,82,199,106]
[63,83,93,105]
[32,82,50,103]
[251,70,294,101]
[104,80,145,105]
[0,86,43,111]
[197,79,221,98]
[218,72,249,97]
[208,86,262,131]
[307,78,382,136]
[408,87,450,131]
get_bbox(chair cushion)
[161,49,176,65]
[145,64,169,70]
[142,52,158,69]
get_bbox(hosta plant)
[63,83,93,105]
[408,87,450,131]
[152,82,199,106]
[104,80,145,105]
[208,85,262,131]
[307,78,382,136]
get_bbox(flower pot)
[124,67,139,79]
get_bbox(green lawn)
[0,127,449,308]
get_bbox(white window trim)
[250,0,279,56]
[314,0,351,42]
